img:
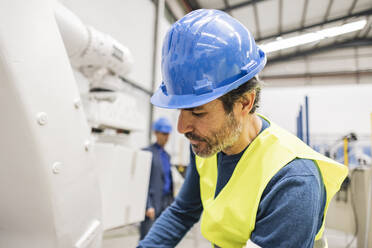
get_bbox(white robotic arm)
[54,2,142,131]
[54,2,133,79]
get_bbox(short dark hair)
[219,77,261,114]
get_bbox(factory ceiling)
[165,0,372,65]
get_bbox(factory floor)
[102,223,357,248]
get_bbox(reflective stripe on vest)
[195,116,348,248]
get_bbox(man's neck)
[222,114,262,155]
[156,142,165,148]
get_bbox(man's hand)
[146,207,155,220]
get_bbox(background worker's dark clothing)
[140,193,173,240]
[138,118,326,248]
[140,143,174,240]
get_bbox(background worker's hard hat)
[152,117,172,133]
[151,9,266,109]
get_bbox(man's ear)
[239,90,256,114]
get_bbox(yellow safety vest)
[195,116,348,248]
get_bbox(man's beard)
[185,111,242,158]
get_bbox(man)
[140,117,174,240]
[138,9,347,248]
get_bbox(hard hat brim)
[151,57,266,109]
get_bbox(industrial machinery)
[324,132,372,248]
[0,1,151,248]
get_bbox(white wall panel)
[263,77,308,87]
[260,84,372,138]
[308,76,358,85]
[360,74,372,84]
[308,57,356,73]
[262,59,307,75]
[358,46,372,70]
[358,46,372,55]
[310,47,355,59]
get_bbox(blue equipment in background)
[296,96,310,145]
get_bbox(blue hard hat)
[151,9,266,109]
[152,117,172,133]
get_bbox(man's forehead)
[182,99,221,111]
[183,106,204,111]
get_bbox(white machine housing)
[0,1,151,248]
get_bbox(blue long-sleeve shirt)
[159,147,172,195]
[144,143,174,213]
[138,118,326,248]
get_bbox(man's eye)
[192,112,206,117]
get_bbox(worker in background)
[138,9,348,248]
[139,117,174,240]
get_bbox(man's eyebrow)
[183,106,204,111]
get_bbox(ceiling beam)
[276,0,283,57]
[267,38,372,64]
[164,0,188,20]
[223,0,231,14]
[348,0,359,15]
[183,0,201,11]
[351,2,366,39]
[294,0,309,54]
[257,8,372,42]
[362,23,372,38]
[323,0,334,22]
[278,0,283,33]
[220,0,270,12]
[253,1,261,39]
[261,69,372,80]
[165,1,178,21]
[300,0,309,28]
[310,0,333,51]
[223,0,230,8]
[151,0,178,20]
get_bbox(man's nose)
[177,110,193,135]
